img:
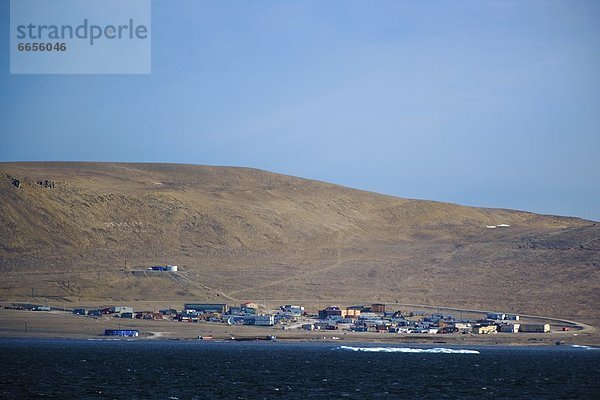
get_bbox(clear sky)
[1,0,599,221]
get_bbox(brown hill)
[0,162,598,325]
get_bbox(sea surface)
[0,338,599,399]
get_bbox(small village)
[4,300,555,339]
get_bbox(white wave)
[336,346,479,354]
[571,345,599,350]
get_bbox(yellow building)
[473,324,497,334]
[343,308,361,318]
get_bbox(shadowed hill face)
[0,162,598,326]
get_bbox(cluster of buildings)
[178,302,305,327]
[73,305,166,320]
[3,304,52,312]
[72,301,551,335]
[73,302,306,328]
[473,313,550,334]
[310,305,550,334]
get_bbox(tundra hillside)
[0,162,598,326]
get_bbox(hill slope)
[0,162,598,325]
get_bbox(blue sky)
[1,0,599,221]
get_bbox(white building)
[255,315,275,326]
[112,305,134,314]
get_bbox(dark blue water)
[0,339,599,399]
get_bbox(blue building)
[104,329,139,337]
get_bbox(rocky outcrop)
[37,180,56,188]
[4,174,21,188]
